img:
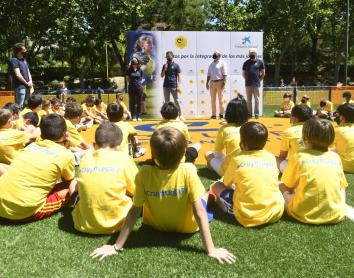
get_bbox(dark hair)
[150,127,187,169]
[166,51,174,57]
[64,103,83,119]
[23,112,39,127]
[85,95,95,106]
[27,94,43,110]
[343,91,352,100]
[3,103,20,115]
[107,103,124,122]
[240,122,268,150]
[0,109,12,127]
[40,114,67,141]
[303,118,334,151]
[283,93,292,98]
[160,102,179,120]
[291,105,313,122]
[129,58,141,70]
[319,100,327,107]
[13,43,25,55]
[50,97,61,106]
[225,95,249,125]
[65,96,77,103]
[337,103,354,123]
[41,99,51,110]
[94,98,102,106]
[95,122,123,148]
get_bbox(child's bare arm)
[192,200,236,264]
[90,206,142,261]
[278,181,294,193]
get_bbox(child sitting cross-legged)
[279,118,348,224]
[90,127,236,264]
[210,122,284,227]
[274,92,294,118]
[72,122,138,234]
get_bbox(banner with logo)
[126,31,263,118]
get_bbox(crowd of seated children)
[274,93,294,117]
[316,99,333,119]
[106,103,145,158]
[90,126,236,264]
[155,102,200,163]
[205,95,249,176]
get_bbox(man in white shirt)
[206,50,227,119]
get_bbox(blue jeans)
[15,87,27,108]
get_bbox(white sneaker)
[133,147,146,158]
[137,117,142,121]
[133,118,137,122]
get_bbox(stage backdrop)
[127,31,263,118]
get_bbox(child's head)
[291,105,313,123]
[50,97,61,109]
[65,96,77,104]
[94,98,102,107]
[23,112,39,127]
[225,95,249,126]
[95,122,123,149]
[0,109,13,128]
[160,102,179,120]
[150,127,187,170]
[300,95,310,103]
[42,99,51,111]
[115,93,124,102]
[64,102,83,123]
[283,93,292,102]
[302,118,334,152]
[319,99,327,107]
[107,103,124,122]
[336,103,354,124]
[3,103,20,120]
[40,114,67,141]
[85,95,95,107]
[27,94,43,111]
[343,91,352,102]
[240,122,268,151]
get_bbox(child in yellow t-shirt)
[280,118,348,225]
[155,102,200,163]
[298,95,311,108]
[316,99,333,119]
[50,97,65,116]
[205,95,249,176]
[16,94,43,130]
[274,93,294,118]
[0,109,30,165]
[115,93,132,120]
[21,112,41,140]
[72,122,138,234]
[38,99,53,117]
[3,103,20,123]
[277,105,313,172]
[90,126,236,264]
[333,104,354,173]
[210,122,284,227]
[93,98,108,120]
[0,114,76,221]
[107,103,145,158]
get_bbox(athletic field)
[0,117,353,277]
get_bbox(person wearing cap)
[206,50,228,119]
[298,95,311,108]
[242,48,265,119]
[274,93,294,118]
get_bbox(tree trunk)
[274,56,282,86]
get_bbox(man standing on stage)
[9,43,33,109]
[242,48,265,119]
[206,50,227,119]
[161,51,182,118]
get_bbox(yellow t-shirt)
[298,101,311,108]
[38,109,52,117]
[82,103,94,116]
[19,108,32,117]
[317,101,333,114]
[223,150,284,227]
[281,149,348,224]
[0,140,75,220]
[72,149,138,234]
[280,123,304,158]
[133,163,205,233]
[155,120,190,141]
[119,101,129,113]
[280,100,295,111]
[65,119,85,148]
[0,128,30,164]
[334,123,354,173]
[114,121,137,154]
[93,103,107,117]
[214,124,241,175]
[52,106,64,115]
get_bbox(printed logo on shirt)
[145,187,187,197]
[237,161,276,169]
[301,159,340,168]
[175,36,188,49]
[80,166,120,174]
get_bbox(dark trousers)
[128,86,143,118]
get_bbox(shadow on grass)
[197,167,220,181]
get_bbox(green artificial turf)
[0,167,353,277]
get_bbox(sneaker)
[210,115,216,120]
[137,117,142,121]
[255,115,259,119]
[219,114,224,119]
[133,147,146,158]
[133,118,137,122]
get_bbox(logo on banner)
[234,34,258,49]
[175,36,188,49]
[242,36,251,45]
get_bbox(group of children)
[0,91,353,264]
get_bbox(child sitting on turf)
[38,99,53,117]
[72,122,138,234]
[107,103,145,158]
[3,103,20,123]
[333,104,354,173]
[274,93,294,118]
[82,95,102,124]
[0,109,31,164]
[210,122,284,227]
[279,118,348,225]
[0,114,76,221]
[115,93,131,120]
[205,95,249,176]
[50,97,65,116]
[93,98,108,121]
[277,105,313,172]
[298,95,311,108]
[16,94,43,129]
[316,99,333,119]
[342,91,353,104]
[155,102,200,163]
[90,126,236,264]
[21,112,40,140]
